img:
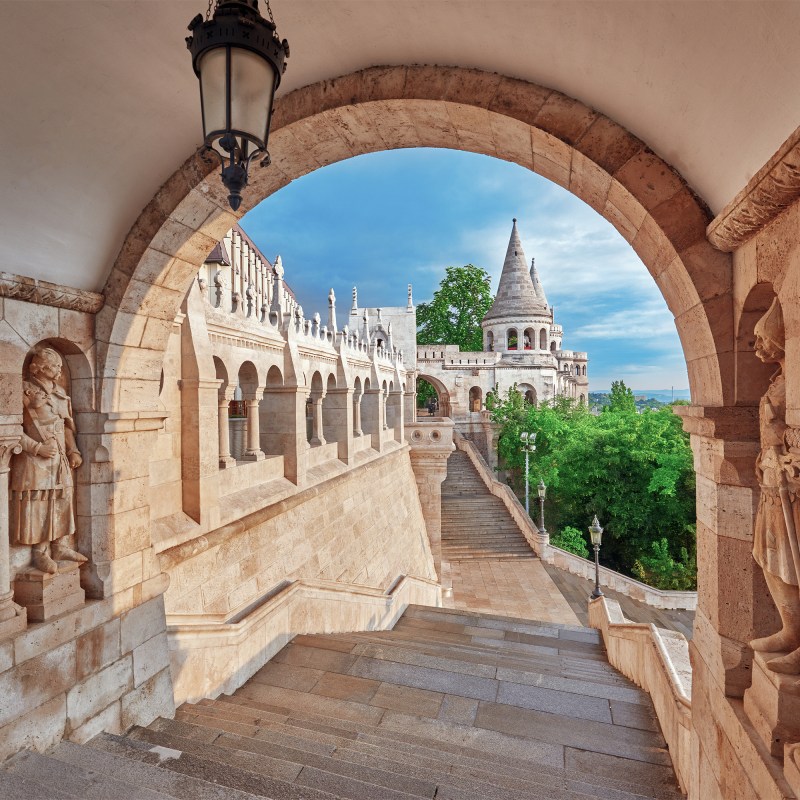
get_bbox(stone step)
[129,722,428,800]
[4,748,174,800]
[211,694,679,799]
[169,705,667,800]
[53,738,270,800]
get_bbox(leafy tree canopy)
[417,265,493,352]
[489,383,696,589]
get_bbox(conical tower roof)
[483,219,548,322]
[530,258,548,308]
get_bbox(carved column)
[353,390,363,437]
[676,405,775,698]
[0,437,25,638]
[309,393,326,447]
[218,387,236,468]
[405,420,455,579]
[243,390,265,461]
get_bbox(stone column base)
[242,450,266,461]
[13,560,85,622]
[743,650,800,757]
[0,590,26,638]
[219,456,237,469]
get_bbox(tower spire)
[530,257,548,308]
[482,219,548,323]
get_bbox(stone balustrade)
[588,596,693,795]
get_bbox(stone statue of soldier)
[10,346,87,574]
[749,299,800,673]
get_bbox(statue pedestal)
[0,590,26,639]
[743,651,800,757]
[13,561,84,622]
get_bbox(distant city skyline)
[241,148,689,391]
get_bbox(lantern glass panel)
[230,47,275,146]
[199,47,228,144]
[589,525,602,546]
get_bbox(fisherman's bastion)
[2,3,800,799]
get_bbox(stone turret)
[482,219,547,323]
[481,219,554,353]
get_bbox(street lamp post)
[589,515,604,598]
[520,432,536,516]
[537,479,547,536]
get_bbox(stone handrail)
[167,573,441,704]
[589,596,693,796]
[453,430,697,611]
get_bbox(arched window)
[523,328,534,350]
[507,328,518,350]
[525,389,536,405]
[540,328,547,349]
[469,386,482,412]
[550,341,557,352]
[486,331,494,351]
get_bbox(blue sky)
[242,148,689,392]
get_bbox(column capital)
[0,436,21,472]
[674,404,759,441]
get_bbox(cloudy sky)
[242,148,689,392]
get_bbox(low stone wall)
[168,574,441,703]
[453,431,698,611]
[588,596,694,796]
[0,574,174,761]
[160,444,439,702]
[547,547,698,611]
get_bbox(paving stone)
[7,749,172,800]
[495,681,613,724]
[348,655,500,702]
[494,667,648,705]
[474,702,671,764]
[56,739,272,800]
[438,694,479,725]
[608,699,660,732]
[0,767,78,799]
[253,661,326,692]
[311,672,381,704]
[368,681,445,717]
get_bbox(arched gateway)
[8,61,798,800]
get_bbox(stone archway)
[98,64,730,419]
[417,374,451,418]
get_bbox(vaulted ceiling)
[2,0,797,291]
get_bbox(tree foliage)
[489,381,696,589]
[416,265,493,352]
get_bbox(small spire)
[351,286,358,315]
[328,288,337,332]
[530,257,548,308]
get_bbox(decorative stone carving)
[0,271,104,313]
[10,346,87,575]
[744,298,800,755]
[708,132,800,252]
[746,299,800,673]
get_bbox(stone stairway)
[442,450,535,560]
[1,605,682,800]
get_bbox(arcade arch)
[417,374,452,418]
[99,65,730,424]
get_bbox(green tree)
[488,384,696,588]
[550,525,590,559]
[416,265,493,352]
[607,379,636,413]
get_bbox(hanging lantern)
[186,0,289,211]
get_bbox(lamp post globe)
[520,432,536,516]
[537,478,547,535]
[589,515,604,598]
[186,0,290,211]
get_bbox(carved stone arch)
[99,64,731,422]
